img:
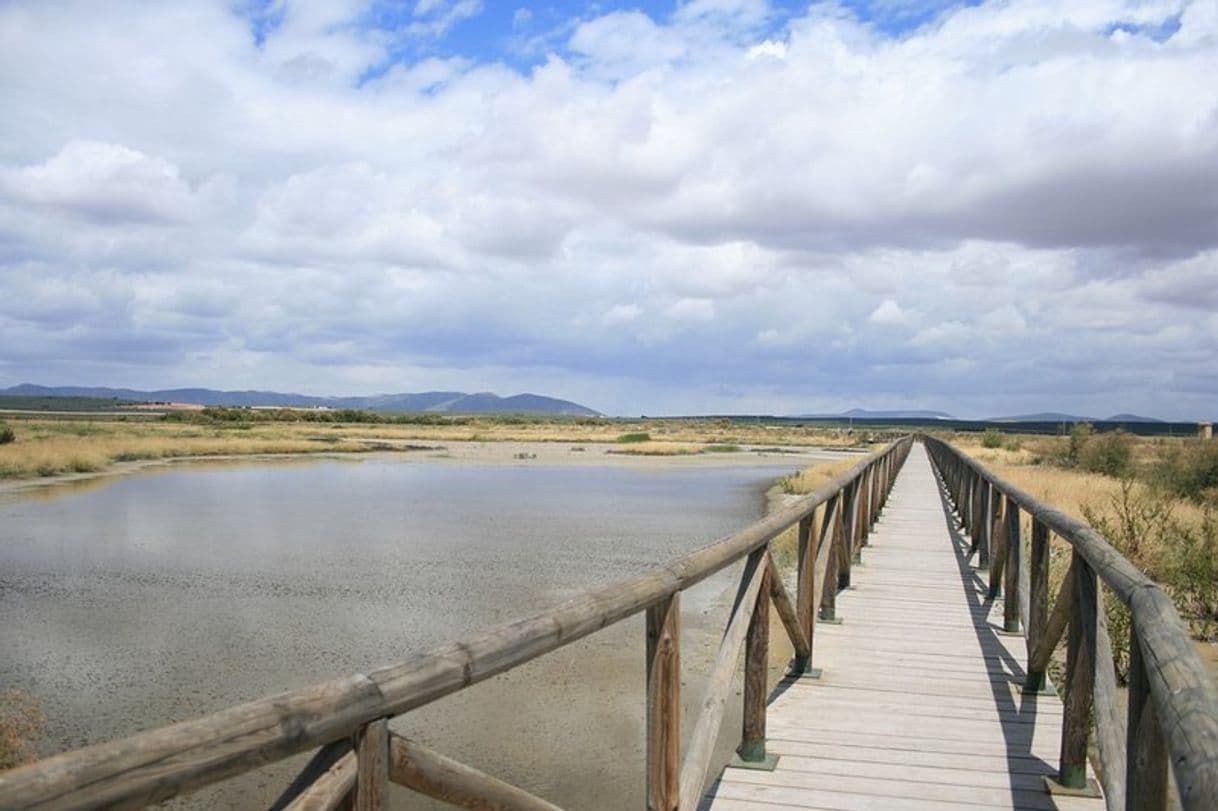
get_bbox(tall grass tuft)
[0,422,14,445]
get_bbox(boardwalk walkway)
[703,444,1105,811]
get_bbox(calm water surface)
[0,453,814,808]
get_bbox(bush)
[1153,440,1218,503]
[0,422,13,444]
[981,428,1005,449]
[616,432,650,443]
[1079,430,1134,478]
[1068,422,1093,466]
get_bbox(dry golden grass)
[769,454,876,568]
[604,442,704,456]
[950,433,1218,650]
[0,689,43,770]
[0,417,875,482]
[0,420,393,480]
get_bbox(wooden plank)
[282,751,356,811]
[353,719,388,811]
[704,444,1103,811]
[739,561,771,762]
[270,740,352,811]
[766,554,808,660]
[679,548,768,811]
[647,593,681,811]
[386,734,563,811]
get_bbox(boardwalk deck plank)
[702,444,1104,811]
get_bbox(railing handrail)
[0,438,914,811]
[923,435,1218,811]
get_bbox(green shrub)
[1068,422,1093,466]
[616,432,650,443]
[0,422,13,444]
[703,444,741,453]
[1153,440,1218,503]
[981,428,1004,449]
[1080,430,1134,478]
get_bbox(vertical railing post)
[856,470,872,555]
[1003,499,1023,633]
[737,558,776,767]
[840,479,858,587]
[1126,621,1168,810]
[1055,553,1097,793]
[353,719,388,811]
[1025,518,1050,692]
[977,480,992,568]
[793,514,816,676]
[820,495,842,624]
[646,593,680,811]
[988,495,1007,600]
[1004,500,1022,634]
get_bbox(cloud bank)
[1,0,1215,417]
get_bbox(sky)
[0,1,1215,419]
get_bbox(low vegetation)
[0,414,875,482]
[952,428,1218,657]
[0,689,43,770]
[0,422,13,445]
[615,432,651,443]
[769,455,873,569]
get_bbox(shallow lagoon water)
[0,451,820,808]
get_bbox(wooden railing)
[924,436,1218,811]
[0,438,913,811]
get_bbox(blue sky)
[249,1,983,76]
[1,0,1215,418]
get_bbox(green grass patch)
[616,432,651,443]
[703,444,741,453]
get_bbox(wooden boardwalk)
[702,444,1106,811]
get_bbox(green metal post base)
[789,656,822,679]
[997,621,1022,637]
[987,583,1002,600]
[731,743,780,772]
[1044,773,1101,798]
[817,608,843,625]
[1020,672,1057,696]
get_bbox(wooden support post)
[1025,518,1050,692]
[387,735,564,811]
[353,719,389,811]
[736,562,776,768]
[1003,501,1021,634]
[793,514,815,676]
[856,471,871,554]
[1126,622,1168,811]
[838,482,856,590]
[820,498,842,624]
[1053,554,1098,795]
[977,481,992,568]
[988,496,1006,600]
[646,593,681,811]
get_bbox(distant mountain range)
[988,412,1165,424]
[797,409,955,420]
[796,408,1166,423]
[0,384,601,417]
